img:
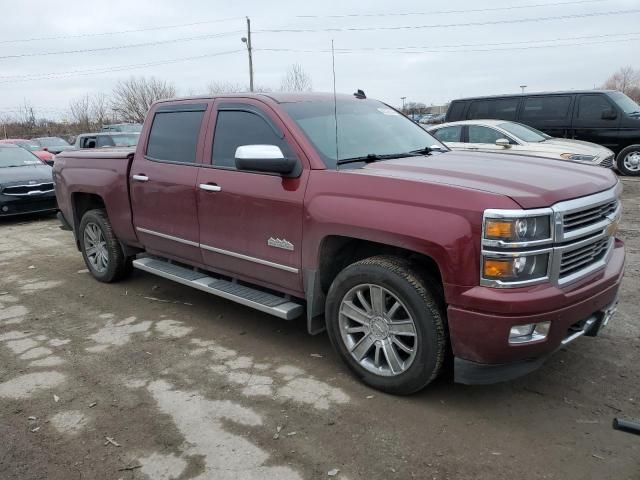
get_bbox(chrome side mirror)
[495,138,511,148]
[234,145,298,175]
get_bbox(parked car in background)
[0,138,55,165]
[0,144,56,217]
[54,92,623,394]
[428,120,615,168]
[31,136,73,154]
[73,132,140,149]
[101,123,143,133]
[445,90,640,175]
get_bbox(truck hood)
[351,151,617,209]
[0,164,52,185]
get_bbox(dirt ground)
[0,180,638,480]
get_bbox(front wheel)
[79,209,132,283]
[616,145,640,176]
[325,256,446,395]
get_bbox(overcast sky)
[0,0,638,120]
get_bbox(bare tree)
[602,66,640,101]
[279,64,312,92]
[68,94,92,132]
[111,77,176,123]
[17,99,37,134]
[207,81,246,94]
[91,93,110,128]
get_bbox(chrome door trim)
[136,227,299,274]
[200,243,299,274]
[132,174,149,182]
[136,227,199,247]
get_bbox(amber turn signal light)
[483,258,513,279]
[485,219,513,239]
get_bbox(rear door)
[430,125,465,150]
[196,99,308,294]
[130,102,210,263]
[518,95,573,138]
[571,93,621,149]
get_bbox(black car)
[445,90,640,175]
[0,145,57,217]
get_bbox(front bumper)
[448,241,624,384]
[0,192,57,217]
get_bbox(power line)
[259,31,640,52]
[0,30,243,60]
[0,16,245,45]
[258,36,640,54]
[0,50,244,84]
[296,0,605,18]
[256,9,640,33]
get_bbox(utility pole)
[241,17,254,92]
[401,96,406,112]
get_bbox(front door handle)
[132,174,149,182]
[199,183,222,192]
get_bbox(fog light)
[509,321,550,344]
[1,206,8,212]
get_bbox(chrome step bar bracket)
[133,257,304,320]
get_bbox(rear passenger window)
[432,126,462,142]
[146,110,205,163]
[577,95,613,120]
[521,96,571,121]
[468,98,518,120]
[467,126,506,144]
[447,101,466,121]
[212,110,286,169]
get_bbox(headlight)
[560,153,596,162]
[484,216,551,243]
[482,252,550,283]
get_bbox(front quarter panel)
[303,169,520,291]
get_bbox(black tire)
[79,209,132,283]
[325,255,446,395]
[616,145,640,176]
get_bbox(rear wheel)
[79,209,132,283]
[325,255,446,395]
[616,145,640,176]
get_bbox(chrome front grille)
[562,199,618,233]
[599,155,614,169]
[559,237,610,279]
[1,182,54,196]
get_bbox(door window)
[212,110,287,168]
[146,110,205,163]
[467,125,508,144]
[447,101,467,121]
[521,96,571,121]
[577,95,614,121]
[96,136,115,148]
[432,125,462,142]
[468,98,519,120]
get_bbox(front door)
[130,102,210,263]
[571,94,621,150]
[465,125,516,153]
[196,99,308,294]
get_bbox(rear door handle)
[132,174,149,182]
[199,183,222,192]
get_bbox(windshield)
[282,98,444,168]
[15,141,41,151]
[497,122,550,143]
[609,91,640,114]
[0,146,42,167]
[35,137,70,147]
[103,123,142,133]
[112,134,139,146]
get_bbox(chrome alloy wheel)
[338,284,418,377]
[624,151,640,172]
[83,222,109,273]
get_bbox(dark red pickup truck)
[53,92,624,394]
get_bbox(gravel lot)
[0,179,638,480]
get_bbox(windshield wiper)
[409,145,447,155]
[336,152,421,166]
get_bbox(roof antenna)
[354,89,366,99]
[332,39,340,170]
